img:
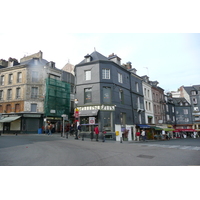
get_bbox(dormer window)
[191,90,197,95]
[84,54,92,62]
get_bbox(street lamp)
[74,99,79,139]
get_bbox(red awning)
[173,129,196,132]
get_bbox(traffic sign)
[89,117,95,125]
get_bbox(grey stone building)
[179,85,200,133]
[172,97,194,137]
[74,51,145,140]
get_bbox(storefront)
[173,129,196,138]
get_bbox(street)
[0,134,200,166]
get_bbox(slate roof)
[184,85,200,94]
[77,51,109,65]
[172,97,190,106]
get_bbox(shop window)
[102,112,112,132]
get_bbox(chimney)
[108,53,121,65]
[8,57,19,67]
[126,62,132,69]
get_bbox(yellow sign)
[75,108,79,112]
[115,131,119,136]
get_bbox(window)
[120,112,126,126]
[6,104,11,113]
[167,115,170,121]
[144,88,147,96]
[31,87,38,98]
[17,72,22,83]
[145,101,148,110]
[166,105,169,112]
[172,106,175,113]
[185,118,189,122]
[192,98,197,104]
[7,89,12,100]
[137,97,140,108]
[0,90,3,100]
[147,90,150,97]
[31,104,37,112]
[85,70,91,81]
[0,105,3,113]
[191,91,197,95]
[32,71,39,82]
[118,73,123,83]
[136,82,139,92]
[119,90,124,104]
[16,88,21,99]
[8,74,13,84]
[15,104,20,112]
[103,87,111,103]
[84,88,92,103]
[102,112,112,131]
[0,75,4,85]
[194,107,199,111]
[149,102,151,111]
[102,69,110,79]
[183,109,188,114]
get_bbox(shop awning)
[174,129,196,132]
[163,128,174,131]
[150,126,163,130]
[136,124,150,128]
[79,110,99,117]
[0,116,21,123]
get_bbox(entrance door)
[3,123,10,133]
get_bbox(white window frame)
[85,70,91,81]
[118,73,123,83]
[102,69,110,79]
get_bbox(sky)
[1,1,200,93]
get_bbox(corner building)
[74,51,145,140]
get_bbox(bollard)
[120,137,122,143]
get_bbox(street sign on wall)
[89,117,95,125]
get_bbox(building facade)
[75,51,145,141]
[0,51,73,134]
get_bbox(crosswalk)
[141,144,200,151]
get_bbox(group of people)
[136,129,146,141]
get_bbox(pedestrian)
[136,131,140,141]
[141,129,146,141]
[70,124,74,136]
[78,124,81,138]
[47,122,52,135]
[102,129,106,142]
[94,125,99,141]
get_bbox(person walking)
[47,122,52,135]
[102,129,106,142]
[94,126,99,141]
[136,131,140,141]
[78,124,81,138]
[141,129,146,141]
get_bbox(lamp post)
[74,99,79,140]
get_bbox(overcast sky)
[1,0,200,93]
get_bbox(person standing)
[141,129,146,141]
[136,131,141,141]
[94,126,99,141]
